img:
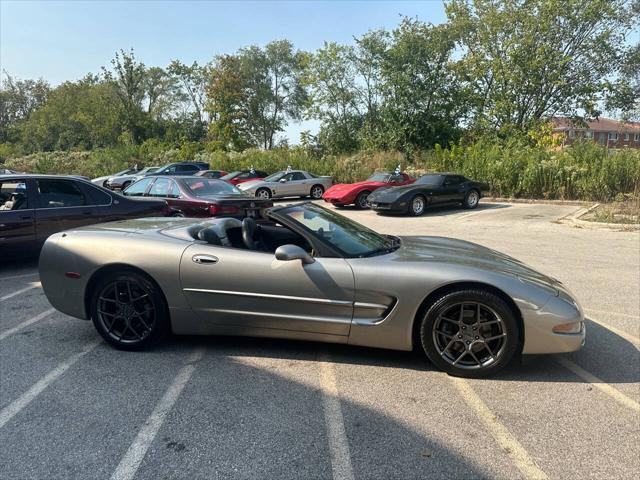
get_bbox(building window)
[568,130,576,139]
[624,133,630,141]
[635,134,640,142]
[599,133,606,144]
[584,131,593,139]
[608,132,618,141]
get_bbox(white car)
[237,170,333,200]
[91,167,138,188]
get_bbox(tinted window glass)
[290,172,306,181]
[389,175,404,183]
[444,176,463,186]
[183,178,244,196]
[84,185,112,205]
[176,164,199,173]
[149,178,171,197]
[0,180,29,211]
[416,175,444,186]
[168,181,180,198]
[37,180,87,208]
[124,177,154,196]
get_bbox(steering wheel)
[242,217,258,250]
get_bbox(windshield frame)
[270,202,397,258]
[366,172,392,183]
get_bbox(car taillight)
[209,204,239,216]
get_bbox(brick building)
[551,117,640,148]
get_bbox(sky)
[0,0,448,142]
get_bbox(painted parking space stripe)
[0,307,55,341]
[452,377,549,480]
[0,339,101,430]
[0,272,39,281]
[555,357,640,412]
[110,347,205,480]
[318,353,355,480]
[586,316,639,346]
[0,282,41,302]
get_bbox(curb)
[565,203,639,231]
[483,197,592,206]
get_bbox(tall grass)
[4,141,639,202]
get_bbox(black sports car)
[367,173,489,216]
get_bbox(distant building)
[551,117,640,148]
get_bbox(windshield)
[182,178,245,196]
[279,203,397,257]
[264,171,285,182]
[416,174,444,185]
[139,167,159,174]
[367,173,391,182]
[221,171,241,180]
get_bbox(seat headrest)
[197,227,222,245]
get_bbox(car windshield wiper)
[361,238,400,257]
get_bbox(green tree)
[102,49,147,143]
[606,42,640,122]
[167,60,209,126]
[0,73,50,143]
[447,0,636,132]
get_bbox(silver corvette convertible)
[39,203,585,377]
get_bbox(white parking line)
[452,377,549,480]
[0,339,101,430]
[555,357,640,412]
[586,317,639,346]
[110,347,205,480]
[0,282,41,302]
[0,307,55,341]
[0,272,39,281]
[318,353,354,480]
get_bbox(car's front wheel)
[419,289,520,378]
[256,188,271,200]
[90,270,170,351]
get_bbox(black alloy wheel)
[91,271,169,350]
[419,289,519,378]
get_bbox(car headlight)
[553,322,584,334]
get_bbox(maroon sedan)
[122,176,272,218]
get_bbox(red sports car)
[323,171,414,208]
[221,169,269,186]
[123,176,272,218]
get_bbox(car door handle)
[192,254,218,264]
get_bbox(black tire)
[419,289,520,378]
[355,191,371,209]
[463,189,480,209]
[310,184,325,199]
[171,211,185,217]
[409,194,426,216]
[256,188,271,200]
[90,270,170,351]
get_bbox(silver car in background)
[39,202,584,378]
[91,167,138,188]
[106,166,160,190]
[237,170,333,200]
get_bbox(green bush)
[4,141,639,202]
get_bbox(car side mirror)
[275,244,315,265]
[279,178,287,183]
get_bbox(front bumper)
[368,200,407,214]
[522,293,586,354]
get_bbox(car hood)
[327,181,387,194]
[393,236,560,287]
[369,184,421,200]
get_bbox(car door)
[0,178,37,249]
[34,178,100,242]
[441,175,466,203]
[179,244,355,336]
[278,172,308,196]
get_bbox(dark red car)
[122,175,272,218]
[195,170,228,179]
[221,169,268,186]
[322,171,415,208]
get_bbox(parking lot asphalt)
[1,200,638,480]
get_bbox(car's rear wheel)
[419,289,520,378]
[310,184,324,199]
[90,270,170,351]
[463,189,480,209]
[409,195,426,216]
[171,211,185,217]
[256,188,271,200]
[355,191,371,209]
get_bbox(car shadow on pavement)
[166,316,639,386]
[0,256,39,277]
[374,202,511,218]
